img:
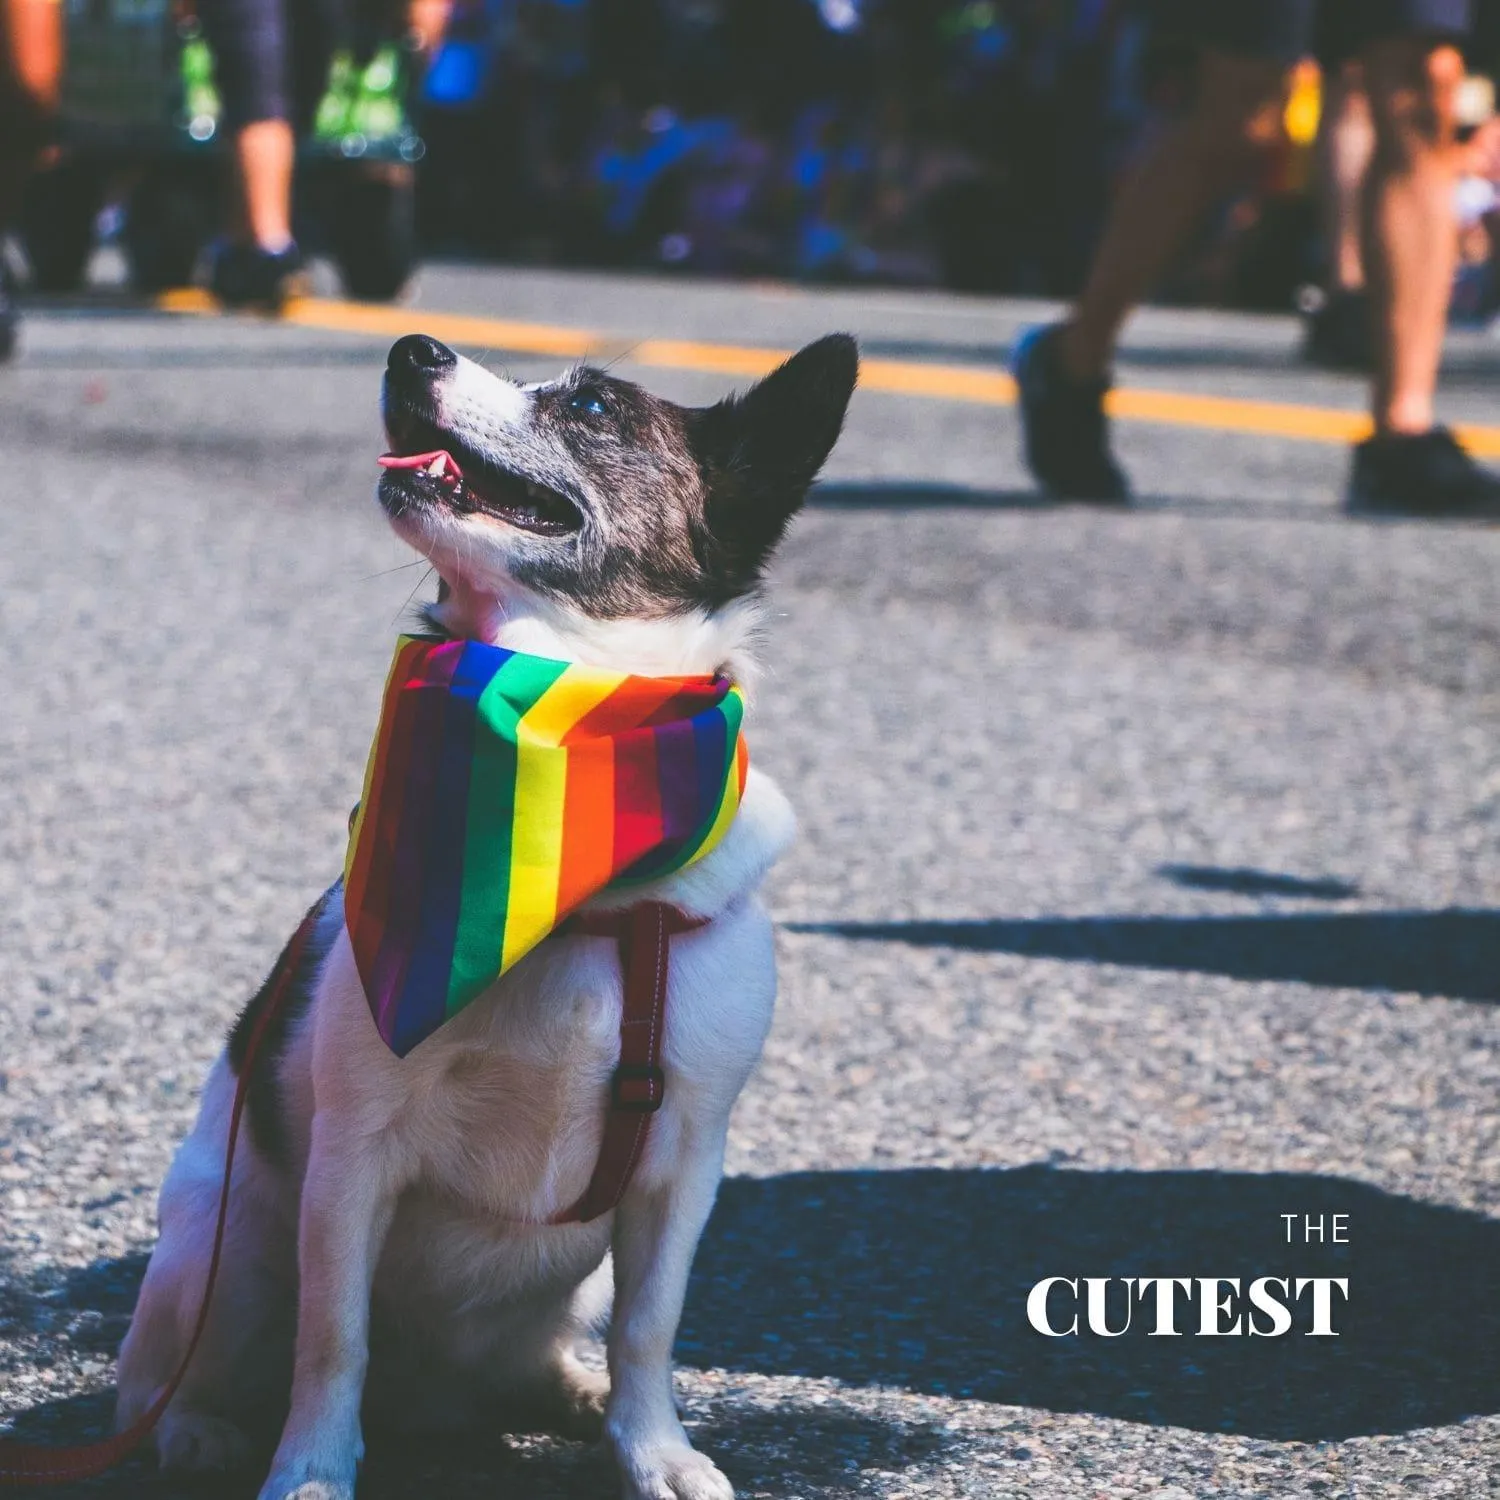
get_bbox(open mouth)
[378,421,582,538]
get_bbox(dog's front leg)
[606,1137,733,1500]
[257,1114,399,1500]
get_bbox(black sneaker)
[1302,288,1373,372]
[0,261,18,362]
[1011,324,1129,502]
[209,240,305,310]
[1347,426,1500,516]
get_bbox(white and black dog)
[115,331,859,1500]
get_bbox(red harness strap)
[552,901,708,1224]
[0,899,704,1487]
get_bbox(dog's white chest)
[315,933,622,1220]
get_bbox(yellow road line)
[156,288,1500,459]
[1108,387,1372,446]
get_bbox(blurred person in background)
[1450,17,1500,324]
[201,0,447,305]
[1014,0,1500,515]
[1451,101,1500,321]
[1304,53,1377,366]
[0,0,61,357]
[1302,17,1496,357]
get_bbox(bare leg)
[1058,49,1286,382]
[1345,38,1500,511]
[406,0,450,56]
[0,0,62,227]
[233,118,296,253]
[1361,38,1465,435]
[1318,65,1375,293]
[0,0,58,106]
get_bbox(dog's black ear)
[690,334,859,590]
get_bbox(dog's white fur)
[114,352,804,1500]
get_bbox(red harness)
[552,901,708,1223]
[0,899,705,1488]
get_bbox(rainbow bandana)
[344,635,748,1056]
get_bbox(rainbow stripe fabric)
[344,635,748,1056]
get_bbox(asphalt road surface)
[3,262,1500,1499]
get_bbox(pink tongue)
[378,449,455,472]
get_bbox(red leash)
[0,906,321,1489]
[0,900,703,1487]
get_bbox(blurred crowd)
[412,0,1500,314]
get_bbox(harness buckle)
[612,1063,665,1112]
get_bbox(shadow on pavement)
[859,336,1318,374]
[859,334,1500,381]
[0,1256,957,1499]
[807,481,1357,523]
[682,1165,1500,1441]
[3,1165,1495,1488]
[16,347,390,370]
[810,481,1049,511]
[787,908,1500,1003]
[0,1388,949,1500]
[1157,864,1360,900]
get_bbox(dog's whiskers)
[392,564,436,626]
[599,346,639,374]
[356,559,431,583]
[469,349,517,383]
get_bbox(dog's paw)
[618,1444,734,1500]
[257,1484,353,1500]
[156,1410,253,1473]
[256,1476,355,1500]
[256,1408,363,1500]
[256,1453,358,1500]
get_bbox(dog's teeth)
[426,454,447,476]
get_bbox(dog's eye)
[569,390,608,417]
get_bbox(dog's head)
[377,332,858,671]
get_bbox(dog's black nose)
[387,334,457,379]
